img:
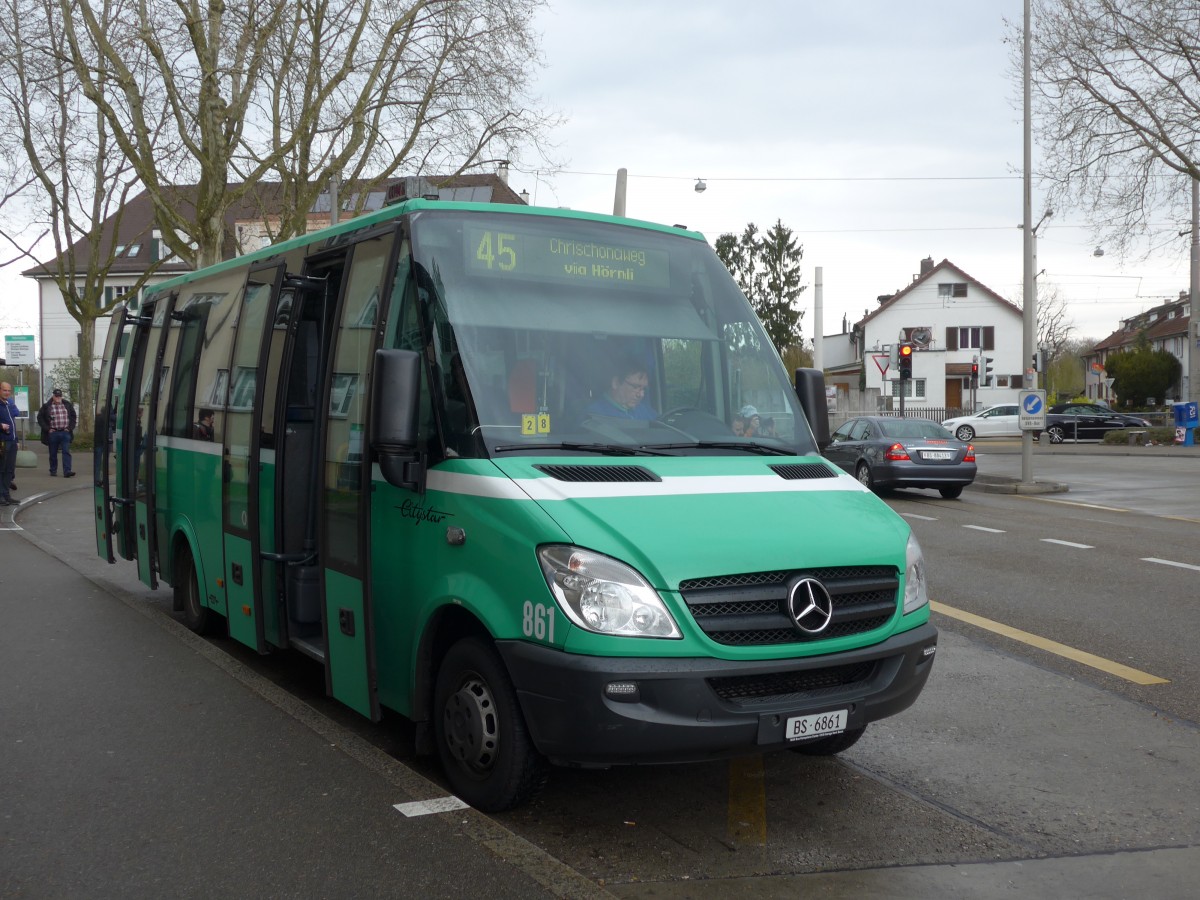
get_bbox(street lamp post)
[1021,0,1036,485]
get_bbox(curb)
[972,473,1069,495]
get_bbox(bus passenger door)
[318,235,393,720]
[130,294,176,588]
[94,303,128,562]
[220,264,284,653]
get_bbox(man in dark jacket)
[0,382,18,505]
[36,388,77,478]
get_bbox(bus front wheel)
[433,637,546,812]
[175,548,218,636]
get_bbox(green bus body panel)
[258,459,282,646]
[134,501,154,585]
[325,567,373,717]
[159,444,227,616]
[94,486,108,558]
[367,456,921,716]
[223,533,258,648]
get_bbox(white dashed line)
[962,525,1006,533]
[901,513,938,521]
[1141,557,1200,573]
[1041,539,1093,549]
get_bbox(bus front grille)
[679,566,899,646]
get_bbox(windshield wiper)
[492,441,671,456]
[640,441,793,456]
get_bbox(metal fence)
[831,407,968,429]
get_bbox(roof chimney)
[497,160,510,184]
[920,256,934,276]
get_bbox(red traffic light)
[971,363,978,374]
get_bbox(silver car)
[941,404,1020,441]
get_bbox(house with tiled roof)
[832,257,1025,413]
[1084,293,1192,404]
[22,170,527,400]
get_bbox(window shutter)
[983,326,995,350]
[945,328,958,350]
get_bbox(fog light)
[604,681,640,703]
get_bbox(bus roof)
[141,199,707,300]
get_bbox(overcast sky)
[515,0,1196,344]
[3,0,1195,350]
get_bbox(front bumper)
[498,621,937,766]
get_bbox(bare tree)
[1016,0,1200,256]
[58,0,557,268]
[1034,281,1076,360]
[0,0,173,432]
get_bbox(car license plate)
[785,709,848,741]
[922,450,954,460]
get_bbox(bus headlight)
[538,545,682,638]
[903,532,929,614]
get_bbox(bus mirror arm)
[372,348,425,492]
[377,452,425,493]
[794,368,831,451]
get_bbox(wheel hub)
[443,676,499,773]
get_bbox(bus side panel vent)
[769,463,837,481]
[534,464,661,483]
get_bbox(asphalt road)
[4,448,1200,898]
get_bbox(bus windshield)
[407,209,819,458]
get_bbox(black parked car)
[1036,404,1151,443]
[823,416,977,499]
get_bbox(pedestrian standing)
[0,382,19,505]
[37,388,77,478]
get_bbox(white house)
[843,257,1026,413]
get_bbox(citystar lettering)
[398,498,453,526]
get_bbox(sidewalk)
[1,443,607,900]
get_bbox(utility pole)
[1190,176,1199,404]
[1021,0,1036,485]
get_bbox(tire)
[855,462,874,491]
[434,637,546,812]
[939,486,964,499]
[1046,425,1066,444]
[790,724,867,756]
[954,425,975,441]
[176,547,219,635]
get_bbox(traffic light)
[970,361,979,388]
[983,356,994,385]
[897,342,913,380]
[1033,350,1046,372]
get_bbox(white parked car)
[941,404,1021,441]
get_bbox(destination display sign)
[464,225,671,289]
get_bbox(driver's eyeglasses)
[623,379,647,393]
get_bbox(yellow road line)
[932,601,1169,685]
[727,755,766,846]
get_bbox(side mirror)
[371,349,424,490]
[794,368,831,450]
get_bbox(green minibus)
[94,198,937,810]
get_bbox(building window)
[104,284,134,305]
[938,283,968,298]
[957,327,983,349]
[889,379,926,399]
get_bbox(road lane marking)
[931,601,1169,686]
[1142,557,1200,573]
[901,513,938,521]
[394,797,469,817]
[1034,497,1132,513]
[962,525,1006,533]
[1041,539,1093,549]
[727,755,767,846]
